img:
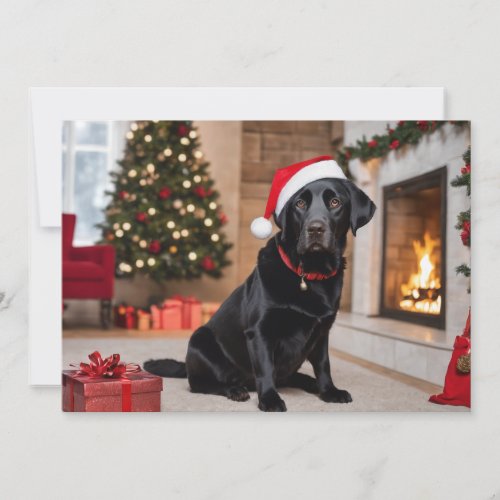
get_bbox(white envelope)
[29,87,445,385]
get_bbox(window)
[62,121,127,244]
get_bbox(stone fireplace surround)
[331,123,470,385]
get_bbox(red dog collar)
[277,245,337,289]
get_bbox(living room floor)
[62,329,468,412]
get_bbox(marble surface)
[2,1,500,499]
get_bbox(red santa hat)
[250,155,347,239]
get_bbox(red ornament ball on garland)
[344,150,352,160]
[177,124,189,137]
[388,128,395,135]
[201,256,216,271]
[135,212,147,223]
[219,212,228,225]
[389,140,400,150]
[368,140,378,148]
[460,221,471,246]
[118,190,128,200]
[461,164,471,175]
[149,240,161,254]
[159,187,172,200]
[417,120,429,131]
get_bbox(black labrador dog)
[144,178,375,411]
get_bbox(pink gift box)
[172,295,202,329]
[150,300,182,330]
[150,305,162,329]
[161,299,183,330]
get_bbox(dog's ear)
[343,180,376,236]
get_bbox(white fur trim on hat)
[250,217,273,239]
[275,160,346,216]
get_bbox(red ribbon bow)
[71,351,141,378]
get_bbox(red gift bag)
[429,312,471,408]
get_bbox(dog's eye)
[296,199,306,209]
[329,198,341,209]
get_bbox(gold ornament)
[456,353,471,374]
[169,245,178,254]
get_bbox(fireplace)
[380,167,447,329]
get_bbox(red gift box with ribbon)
[172,295,202,329]
[114,305,136,329]
[62,351,162,412]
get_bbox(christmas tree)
[99,121,232,282]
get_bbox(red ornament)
[159,187,172,200]
[344,150,352,160]
[119,191,128,200]
[149,240,161,254]
[367,140,378,148]
[193,186,213,198]
[201,256,216,271]
[460,221,470,246]
[389,139,400,150]
[219,212,228,225]
[417,120,429,131]
[135,212,147,223]
[177,124,189,137]
[461,164,471,175]
[388,128,395,135]
[397,121,405,127]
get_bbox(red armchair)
[62,213,115,328]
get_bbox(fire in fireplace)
[399,231,441,315]
[380,167,447,329]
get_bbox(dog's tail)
[143,358,187,378]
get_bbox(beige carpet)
[63,338,467,412]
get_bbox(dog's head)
[274,178,376,256]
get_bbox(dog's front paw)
[226,386,250,402]
[320,388,352,404]
[258,390,287,412]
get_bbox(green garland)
[336,120,469,178]
[451,147,471,281]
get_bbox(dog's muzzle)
[300,220,333,253]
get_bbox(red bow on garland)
[71,351,141,378]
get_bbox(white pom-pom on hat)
[250,217,273,239]
[250,155,347,239]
